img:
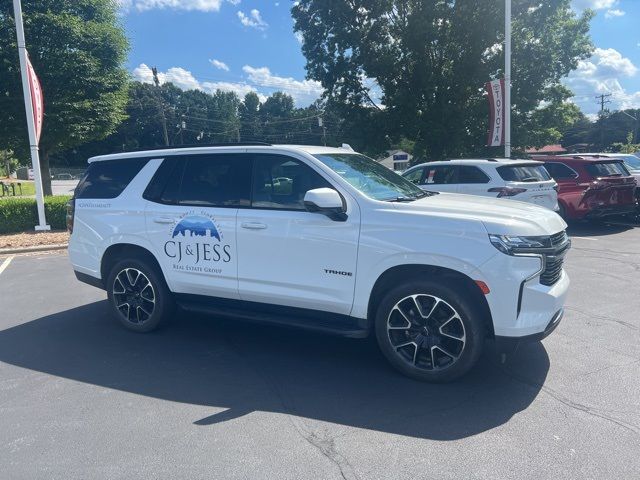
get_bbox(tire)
[374,279,485,382]
[106,257,174,333]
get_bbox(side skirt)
[175,294,370,339]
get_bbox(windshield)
[313,153,428,201]
[585,161,630,177]
[496,164,551,182]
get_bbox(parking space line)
[0,256,14,276]
[571,237,598,241]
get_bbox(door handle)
[241,222,267,230]
[153,216,176,224]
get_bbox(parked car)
[401,159,558,211]
[68,144,570,382]
[536,155,637,220]
[556,153,640,198]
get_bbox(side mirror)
[304,188,347,221]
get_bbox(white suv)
[402,159,559,211]
[68,144,570,382]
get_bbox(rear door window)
[75,158,149,199]
[424,166,458,184]
[458,166,490,184]
[496,164,551,182]
[585,162,630,178]
[545,163,577,180]
[149,154,252,207]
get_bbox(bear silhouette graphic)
[172,216,221,241]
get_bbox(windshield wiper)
[386,191,436,202]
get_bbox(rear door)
[420,165,459,193]
[457,165,492,196]
[544,162,582,214]
[144,153,251,299]
[496,163,558,210]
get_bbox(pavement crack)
[565,306,639,331]
[498,364,640,437]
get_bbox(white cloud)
[209,59,230,71]
[119,0,238,12]
[605,8,625,18]
[237,9,268,30]
[564,48,640,113]
[131,63,321,106]
[242,65,322,104]
[294,31,304,45]
[572,0,618,10]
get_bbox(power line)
[595,93,612,115]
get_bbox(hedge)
[0,195,71,234]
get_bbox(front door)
[145,153,251,299]
[237,154,360,315]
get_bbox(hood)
[392,193,567,236]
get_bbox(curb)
[0,243,68,255]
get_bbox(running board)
[175,294,370,339]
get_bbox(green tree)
[613,132,640,154]
[0,0,129,194]
[293,0,594,159]
[239,92,263,141]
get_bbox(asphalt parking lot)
[1,222,639,479]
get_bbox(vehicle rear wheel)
[106,257,174,333]
[375,279,485,382]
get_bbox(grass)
[0,180,36,197]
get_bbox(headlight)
[488,234,551,255]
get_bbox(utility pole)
[596,93,612,115]
[319,116,327,146]
[504,0,512,158]
[152,67,170,146]
[595,93,612,149]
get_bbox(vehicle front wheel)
[375,280,485,382]
[106,257,174,333]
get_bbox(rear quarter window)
[75,158,149,199]
[496,164,551,182]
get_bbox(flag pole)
[504,0,511,158]
[12,0,49,230]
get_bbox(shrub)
[0,196,71,234]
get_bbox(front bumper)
[475,251,570,339]
[494,308,563,352]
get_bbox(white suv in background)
[402,159,559,211]
[68,144,570,382]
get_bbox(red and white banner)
[26,53,44,145]
[486,79,505,147]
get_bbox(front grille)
[540,230,570,286]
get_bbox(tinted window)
[164,154,251,207]
[424,166,457,185]
[545,163,577,180]
[458,166,490,184]
[496,164,551,182]
[143,157,181,202]
[585,162,629,178]
[75,158,149,199]
[252,155,331,210]
[403,168,424,184]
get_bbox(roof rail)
[111,142,272,155]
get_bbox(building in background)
[525,144,567,156]
[378,150,412,172]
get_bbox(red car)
[535,155,637,220]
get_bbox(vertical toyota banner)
[26,53,44,144]
[486,79,505,147]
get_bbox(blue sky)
[120,0,640,116]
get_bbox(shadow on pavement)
[0,301,549,440]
